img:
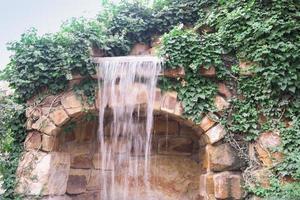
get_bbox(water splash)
[95,56,162,200]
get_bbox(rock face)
[18,77,248,200]
[213,172,244,199]
[200,171,244,200]
[66,175,87,194]
[205,144,243,172]
[114,156,201,200]
[255,131,283,167]
[16,151,70,195]
[24,131,42,150]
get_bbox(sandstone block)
[25,131,42,150]
[41,195,71,200]
[255,132,283,167]
[204,124,226,144]
[154,88,162,111]
[71,154,93,169]
[213,171,244,199]
[130,43,151,55]
[163,67,185,78]
[66,175,87,194]
[69,169,91,182]
[49,106,70,127]
[251,168,272,188]
[42,134,58,152]
[153,117,179,135]
[95,90,101,110]
[239,60,256,76]
[180,125,197,138]
[86,170,102,191]
[174,102,184,116]
[61,92,83,117]
[199,115,217,132]
[205,144,243,172]
[214,95,230,111]
[218,83,232,99]
[72,191,101,200]
[32,116,60,136]
[200,66,216,77]
[16,151,70,195]
[158,137,193,156]
[200,173,215,198]
[161,91,178,114]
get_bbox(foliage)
[0,94,26,199]
[159,26,220,123]
[159,0,300,199]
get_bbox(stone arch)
[19,84,245,199]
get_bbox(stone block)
[107,83,148,108]
[239,60,256,76]
[49,106,70,127]
[158,137,193,156]
[24,131,42,150]
[161,92,178,114]
[129,43,151,55]
[214,95,230,111]
[32,116,60,136]
[205,144,243,172]
[199,115,217,132]
[72,191,101,200]
[204,124,226,144]
[66,175,87,194]
[255,132,283,167]
[180,125,197,138]
[69,169,91,182]
[174,102,184,116]
[218,83,232,99]
[71,154,93,169]
[200,173,215,198]
[251,168,272,188]
[153,117,179,135]
[163,67,185,78]
[61,92,83,117]
[86,170,102,191]
[16,151,70,195]
[65,142,93,155]
[41,195,71,200]
[154,88,162,111]
[213,171,244,199]
[42,134,58,152]
[200,66,216,77]
[95,90,101,110]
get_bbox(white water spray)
[95,56,161,200]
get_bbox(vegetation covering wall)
[0,0,299,199]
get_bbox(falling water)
[95,56,162,200]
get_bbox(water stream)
[95,56,162,200]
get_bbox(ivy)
[0,94,26,199]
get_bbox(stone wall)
[16,44,247,199]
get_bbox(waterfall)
[95,56,162,200]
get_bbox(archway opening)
[55,111,206,200]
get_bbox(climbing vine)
[0,94,26,200]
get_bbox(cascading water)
[95,56,162,200]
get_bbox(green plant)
[0,94,26,199]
